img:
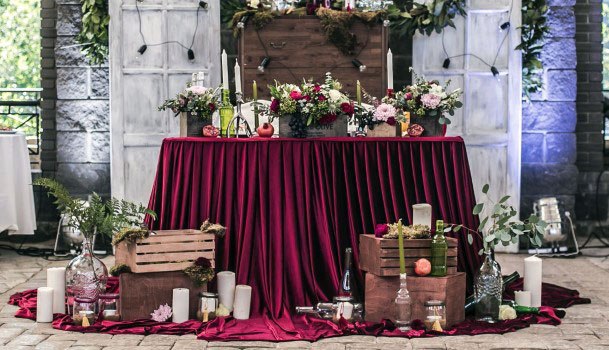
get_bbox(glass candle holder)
[424,300,446,331]
[98,293,121,321]
[197,292,218,322]
[73,297,97,326]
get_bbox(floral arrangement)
[267,73,355,137]
[183,257,215,287]
[111,227,150,246]
[158,85,221,121]
[399,71,463,125]
[151,304,173,322]
[375,223,430,239]
[200,219,227,238]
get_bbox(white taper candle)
[234,59,242,94]
[387,49,394,90]
[221,50,229,90]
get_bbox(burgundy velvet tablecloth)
[145,137,484,317]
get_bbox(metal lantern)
[529,197,579,257]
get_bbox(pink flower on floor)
[421,93,441,109]
[374,103,397,122]
[151,304,173,322]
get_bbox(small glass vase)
[474,251,503,323]
[66,237,108,314]
[394,273,412,331]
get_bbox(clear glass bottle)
[474,251,503,322]
[430,220,448,277]
[339,248,354,299]
[394,273,411,331]
[66,237,108,314]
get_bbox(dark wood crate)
[359,234,458,276]
[364,272,466,327]
[239,16,389,100]
[119,271,207,321]
[277,113,349,137]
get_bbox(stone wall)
[520,0,578,218]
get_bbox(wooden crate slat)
[135,251,212,264]
[135,241,214,254]
[150,229,202,236]
[141,234,215,244]
[379,256,458,268]
[379,247,458,258]
[376,266,458,277]
[377,236,458,248]
[131,261,195,274]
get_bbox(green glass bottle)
[430,220,448,277]
[219,89,234,137]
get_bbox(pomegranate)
[414,258,431,276]
[256,122,275,138]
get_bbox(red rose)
[270,98,280,113]
[304,95,311,102]
[314,85,321,92]
[340,102,355,115]
[319,113,337,125]
[194,257,212,268]
[375,224,389,238]
[290,90,303,100]
[318,95,326,101]
[386,117,396,126]
[208,103,216,112]
[405,92,413,100]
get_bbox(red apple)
[414,258,431,276]
[257,122,275,138]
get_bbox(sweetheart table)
[146,136,484,318]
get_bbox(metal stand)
[223,92,253,138]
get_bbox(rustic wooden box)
[277,114,349,138]
[359,234,458,276]
[119,271,206,321]
[115,229,215,273]
[364,272,466,327]
[239,16,389,100]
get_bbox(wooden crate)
[277,113,349,138]
[359,234,458,276]
[115,229,215,273]
[119,271,207,321]
[365,272,466,327]
[239,16,389,100]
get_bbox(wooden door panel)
[122,74,165,134]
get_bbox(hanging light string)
[441,0,514,78]
[135,0,207,60]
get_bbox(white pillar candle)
[36,287,54,323]
[47,267,65,314]
[221,50,229,90]
[524,256,543,307]
[234,59,242,94]
[172,288,190,323]
[412,203,432,228]
[217,271,236,311]
[514,290,532,307]
[387,49,394,90]
[233,285,252,320]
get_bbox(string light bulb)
[499,22,510,32]
[490,66,500,81]
[187,49,195,60]
[442,58,450,69]
[198,0,208,9]
[351,58,367,72]
[258,57,270,73]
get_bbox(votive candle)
[172,288,190,323]
[47,267,66,314]
[36,287,54,323]
[233,285,252,320]
[524,256,543,307]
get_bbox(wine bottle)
[430,220,448,277]
[339,248,354,299]
[465,271,521,314]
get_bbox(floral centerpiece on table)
[267,73,355,137]
[158,85,221,120]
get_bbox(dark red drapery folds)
[145,137,484,317]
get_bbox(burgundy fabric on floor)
[8,278,587,340]
[145,137,483,317]
[504,278,591,308]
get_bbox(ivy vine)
[76,0,110,65]
[518,0,549,99]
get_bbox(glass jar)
[66,237,108,314]
[424,300,446,331]
[98,293,121,321]
[73,297,97,326]
[197,292,218,322]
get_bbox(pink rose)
[290,90,303,100]
[375,224,389,238]
[314,85,321,92]
[405,92,413,100]
[270,98,280,113]
[421,93,442,109]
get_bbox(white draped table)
[0,133,36,235]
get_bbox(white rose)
[328,89,342,103]
[498,305,517,320]
[429,84,447,99]
[250,0,260,7]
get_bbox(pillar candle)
[234,59,242,94]
[397,219,405,274]
[233,285,252,320]
[172,288,189,323]
[412,203,432,228]
[387,49,394,90]
[221,50,229,90]
[217,271,236,311]
[524,256,543,307]
[36,287,54,323]
[47,267,66,314]
[514,290,532,307]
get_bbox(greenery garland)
[386,1,466,37]
[518,0,549,99]
[77,0,110,65]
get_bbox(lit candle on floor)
[172,288,190,323]
[36,287,54,323]
[47,267,66,314]
[233,285,252,320]
[524,256,542,307]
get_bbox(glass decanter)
[394,273,411,331]
[65,237,108,314]
[474,251,503,322]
